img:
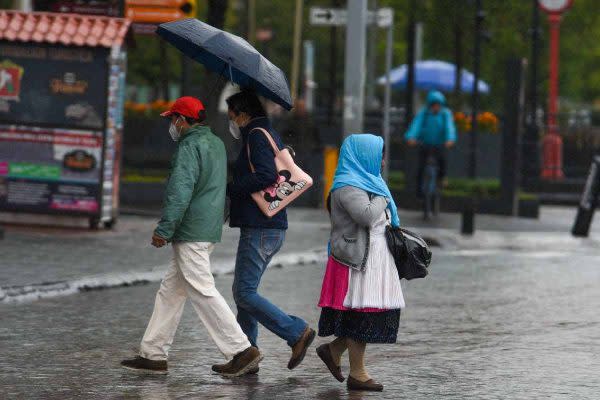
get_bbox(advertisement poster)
[0,43,108,130]
[0,125,102,214]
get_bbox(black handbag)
[385,224,432,280]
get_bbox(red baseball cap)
[160,96,205,119]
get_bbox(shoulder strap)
[246,127,280,173]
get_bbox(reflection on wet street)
[1,242,599,399]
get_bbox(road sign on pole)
[310,7,348,26]
[374,7,393,27]
[310,6,393,27]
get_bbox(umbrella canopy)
[156,18,293,110]
[377,60,490,94]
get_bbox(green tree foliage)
[121,0,600,109]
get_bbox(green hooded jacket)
[154,125,226,243]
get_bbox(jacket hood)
[426,90,446,106]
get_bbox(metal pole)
[328,0,340,126]
[343,0,368,136]
[405,0,416,130]
[303,40,315,113]
[290,0,304,102]
[383,19,393,180]
[248,0,256,45]
[524,0,541,183]
[159,40,169,100]
[453,24,463,104]
[365,0,378,109]
[180,54,191,97]
[547,14,561,133]
[541,13,565,179]
[469,0,483,179]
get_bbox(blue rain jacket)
[405,91,457,146]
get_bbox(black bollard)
[572,156,600,237]
[461,207,475,235]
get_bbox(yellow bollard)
[323,146,339,208]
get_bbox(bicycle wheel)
[422,164,438,220]
[422,166,436,220]
[432,192,440,216]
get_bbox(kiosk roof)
[0,11,131,49]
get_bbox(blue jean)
[233,228,307,347]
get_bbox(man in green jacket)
[121,97,261,377]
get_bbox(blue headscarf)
[330,134,400,227]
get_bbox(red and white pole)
[541,13,565,180]
[538,0,572,180]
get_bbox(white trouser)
[140,242,250,361]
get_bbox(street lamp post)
[538,0,572,180]
[524,0,541,184]
[405,0,416,130]
[469,0,484,179]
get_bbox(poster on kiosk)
[0,11,130,229]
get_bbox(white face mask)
[169,117,182,142]
[229,119,241,140]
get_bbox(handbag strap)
[246,127,280,173]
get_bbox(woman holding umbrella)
[211,90,315,375]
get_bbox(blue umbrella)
[156,18,293,110]
[377,60,490,94]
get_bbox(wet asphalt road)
[2,234,599,399]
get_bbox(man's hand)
[407,139,418,147]
[445,141,455,148]
[151,233,168,248]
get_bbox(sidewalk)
[0,208,331,290]
[2,206,598,304]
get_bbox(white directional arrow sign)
[310,7,348,26]
[310,7,393,28]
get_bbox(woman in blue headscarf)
[316,134,405,392]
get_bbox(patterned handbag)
[247,128,313,217]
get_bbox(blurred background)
[1,0,599,228]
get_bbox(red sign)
[0,61,24,101]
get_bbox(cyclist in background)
[405,90,456,197]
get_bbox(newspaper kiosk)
[0,11,131,228]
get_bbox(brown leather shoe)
[347,376,384,392]
[214,346,262,378]
[316,344,345,382]
[288,327,316,370]
[212,362,259,375]
[120,356,168,374]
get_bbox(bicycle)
[421,151,441,220]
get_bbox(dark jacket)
[228,117,288,230]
